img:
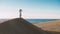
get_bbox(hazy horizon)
[0,0,60,19]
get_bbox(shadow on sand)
[0,18,47,34]
[1,18,60,34]
[45,31,60,34]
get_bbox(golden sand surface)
[34,20,60,32]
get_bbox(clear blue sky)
[0,0,60,19]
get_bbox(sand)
[34,20,60,34]
[0,18,47,34]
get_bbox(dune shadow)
[0,18,47,34]
[45,30,60,34]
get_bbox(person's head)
[19,9,22,12]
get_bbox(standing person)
[19,9,22,18]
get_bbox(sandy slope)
[0,18,47,34]
[34,20,60,32]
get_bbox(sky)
[0,0,60,19]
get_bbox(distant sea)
[26,19,57,23]
[0,19,58,23]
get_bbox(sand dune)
[34,20,60,34]
[0,18,47,34]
